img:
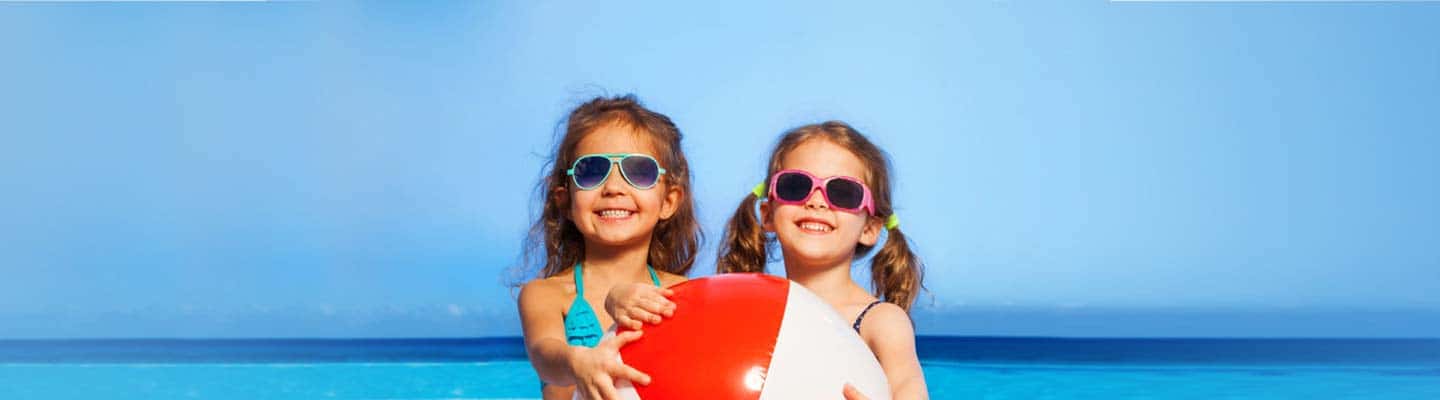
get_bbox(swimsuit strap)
[647,264,661,287]
[572,263,585,295]
[563,262,600,347]
[853,300,884,333]
[578,263,660,290]
[563,262,660,349]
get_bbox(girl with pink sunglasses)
[725,122,927,400]
[603,120,929,399]
[718,121,929,399]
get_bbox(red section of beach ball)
[617,273,790,400]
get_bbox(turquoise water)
[5,361,1440,399]
[3,338,1438,399]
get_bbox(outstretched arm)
[519,281,650,399]
[518,280,578,385]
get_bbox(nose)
[600,160,627,196]
[803,187,828,210]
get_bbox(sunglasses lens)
[572,156,612,189]
[620,156,660,188]
[825,179,866,210]
[774,172,814,202]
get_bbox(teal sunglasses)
[566,153,667,190]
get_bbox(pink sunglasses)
[766,169,875,215]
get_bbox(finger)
[614,363,652,386]
[661,302,675,317]
[660,288,674,297]
[597,377,621,400]
[628,308,661,324]
[842,383,869,400]
[643,298,669,313]
[614,315,636,330]
[583,384,600,400]
[624,306,653,322]
[621,316,643,330]
[598,330,634,349]
[609,329,643,348]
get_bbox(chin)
[593,231,646,246]
[587,225,655,246]
[780,241,850,266]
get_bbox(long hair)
[716,121,924,311]
[517,95,701,283]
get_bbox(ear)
[759,198,775,233]
[658,183,682,220]
[551,185,569,216]
[858,216,883,246]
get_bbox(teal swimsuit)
[541,263,662,390]
[563,262,662,347]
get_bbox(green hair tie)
[885,214,900,230]
[751,182,767,198]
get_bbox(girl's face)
[762,139,882,269]
[561,123,681,249]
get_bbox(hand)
[604,282,676,330]
[569,330,651,400]
[842,383,872,400]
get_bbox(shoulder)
[518,275,572,311]
[857,302,928,397]
[858,302,915,343]
[655,271,688,287]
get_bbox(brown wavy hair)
[716,121,924,311]
[518,95,701,282]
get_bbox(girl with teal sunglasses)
[515,95,699,400]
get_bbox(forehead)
[573,122,661,158]
[778,138,868,181]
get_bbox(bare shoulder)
[518,275,572,312]
[655,271,688,287]
[859,302,916,344]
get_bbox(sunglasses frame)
[566,153,667,190]
[767,169,876,215]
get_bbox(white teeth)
[599,209,634,218]
[799,221,832,232]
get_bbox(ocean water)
[2,337,1438,399]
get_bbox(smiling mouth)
[796,220,834,233]
[597,209,635,220]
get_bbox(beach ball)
[595,273,891,400]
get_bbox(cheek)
[769,204,801,222]
[567,191,595,214]
[835,214,870,235]
[635,191,666,213]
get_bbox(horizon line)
[5,335,1440,342]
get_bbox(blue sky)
[1,1,1437,338]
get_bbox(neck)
[580,239,652,283]
[783,256,867,305]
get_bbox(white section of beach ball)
[759,281,892,400]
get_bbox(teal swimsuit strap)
[647,264,661,287]
[573,263,585,295]
[575,263,661,292]
[564,263,600,348]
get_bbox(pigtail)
[716,193,770,273]
[869,225,924,312]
